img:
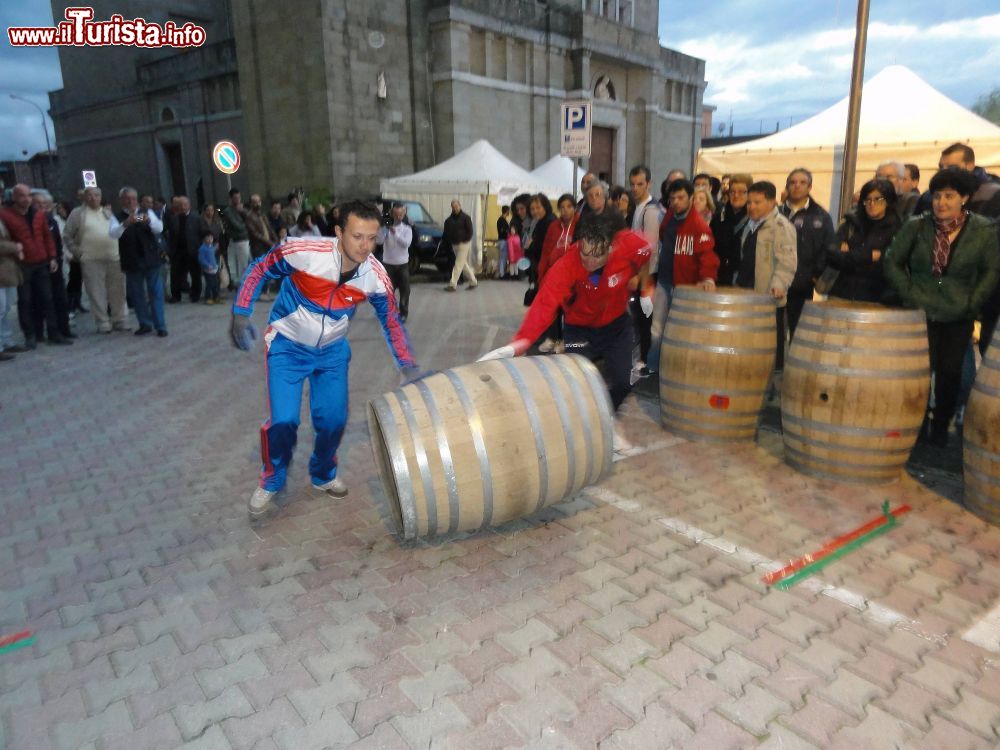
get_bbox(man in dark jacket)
[110,186,167,336]
[443,199,476,291]
[32,189,74,341]
[166,195,203,303]
[0,183,68,348]
[779,168,835,336]
[898,164,921,219]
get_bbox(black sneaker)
[0,352,14,362]
[156,329,168,337]
[134,326,153,336]
[47,337,73,345]
[5,344,30,353]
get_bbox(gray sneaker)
[313,477,348,498]
[248,486,279,521]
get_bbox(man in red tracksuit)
[479,210,652,410]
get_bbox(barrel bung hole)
[819,392,829,403]
[479,374,492,382]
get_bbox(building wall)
[427,0,705,187]
[231,0,436,202]
[47,0,705,203]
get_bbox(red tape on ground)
[763,504,912,586]
[0,630,32,649]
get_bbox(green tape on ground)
[0,636,35,655]
[775,518,898,590]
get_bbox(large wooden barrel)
[659,286,776,441]
[781,301,929,483]
[964,331,1000,524]
[367,354,613,539]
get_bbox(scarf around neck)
[932,211,967,276]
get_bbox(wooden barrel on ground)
[659,286,776,441]
[781,301,929,483]
[964,331,1000,524]
[367,354,614,540]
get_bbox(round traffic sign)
[212,140,241,174]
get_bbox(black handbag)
[523,285,537,307]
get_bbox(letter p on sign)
[565,106,587,130]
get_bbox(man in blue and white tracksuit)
[230,200,419,520]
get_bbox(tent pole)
[573,160,578,200]
[838,0,870,221]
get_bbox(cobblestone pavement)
[2,277,998,749]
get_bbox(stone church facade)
[49,0,706,204]
[48,1,242,205]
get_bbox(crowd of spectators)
[2,141,998,448]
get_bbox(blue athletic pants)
[260,332,350,492]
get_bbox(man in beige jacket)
[0,216,25,359]
[63,187,128,333]
[733,180,797,370]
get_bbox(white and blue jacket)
[232,237,417,368]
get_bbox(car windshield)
[403,202,432,223]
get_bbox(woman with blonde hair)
[692,187,715,225]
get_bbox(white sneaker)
[553,341,565,354]
[538,338,556,353]
[612,420,634,454]
[314,477,348,498]
[248,486,278,521]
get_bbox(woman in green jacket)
[884,167,1000,445]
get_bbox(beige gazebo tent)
[697,65,1000,217]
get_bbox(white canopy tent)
[530,155,581,199]
[380,140,560,258]
[698,65,1000,217]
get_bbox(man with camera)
[378,202,413,322]
[109,186,167,336]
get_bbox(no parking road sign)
[212,140,241,174]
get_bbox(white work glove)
[639,295,654,318]
[477,345,515,362]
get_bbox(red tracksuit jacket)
[516,229,651,343]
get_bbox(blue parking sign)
[560,100,592,157]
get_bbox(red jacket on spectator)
[0,207,55,265]
[538,215,577,281]
[659,208,719,286]
[516,229,650,343]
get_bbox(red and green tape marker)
[0,630,35,655]
[764,502,911,590]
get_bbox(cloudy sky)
[659,0,1000,136]
[0,3,61,161]
[0,2,998,161]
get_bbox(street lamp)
[9,93,54,167]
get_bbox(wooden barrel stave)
[963,337,1000,524]
[781,300,928,483]
[660,287,776,442]
[368,353,613,539]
